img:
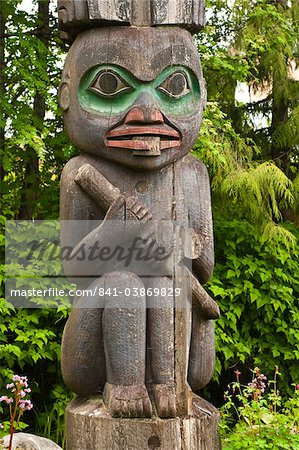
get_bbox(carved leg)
[188,314,215,391]
[61,278,106,397]
[102,271,152,418]
[147,276,176,418]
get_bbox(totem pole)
[58,1,220,449]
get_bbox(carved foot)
[103,383,152,418]
[153,384,176,418]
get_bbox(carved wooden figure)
[58,1,220,448]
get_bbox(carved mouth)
[105,125,181,156]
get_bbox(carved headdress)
[58,0,206,41]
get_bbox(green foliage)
[34,384,74,449]
[0,294,69,446]
[0,0,75,220]
[0,374,34,446]
[197,0,299,402]
[0,217,70,447]
[194,104,296,244]
[220,368,299,449]
[193,102,256,186]
[209,218,299,394]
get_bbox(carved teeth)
[132,137,161,156]
[105,135,180,154]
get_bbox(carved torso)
[61,154,213,283]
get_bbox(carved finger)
[168,395,176,418]
[129,400,137,418]
[132,203,152,220]
[136,398,144,417]
[158,396,168,418]
[120,400,129,417]
[141,213,153,223]
[136,207,150,220]
[134,204,144,214]
[126,196,139,210]
[143,397,152,418]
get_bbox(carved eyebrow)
[83,64,194,85]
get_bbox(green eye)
[158,71,191,98]
[89,70,133,98]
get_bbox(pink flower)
[234,370,241,381]
[0,423,3,429]
[12,375,28,386]
[18,399,33,411]
[0,396,13,404]
[24,388,31,393]
[6,383,14,390]
[20,390,26,398]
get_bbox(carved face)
[60,27,206,170]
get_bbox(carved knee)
[188,319,215,391]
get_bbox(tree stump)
[66,395,221,450]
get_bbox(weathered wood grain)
[152,0,192,25]
[131,0,151,26]
[59,14,220,447]
[87,0,131,22]
[57,0,206,40]
[75,163,124,211]
[66,395,221,450]
[152,0,206,28]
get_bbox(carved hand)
[125,196,153,222]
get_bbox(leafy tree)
[195,0,299,404]
[0,0,74,219]
[0,1,72,444]
[196,0,299,241]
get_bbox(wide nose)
[124,106,164,124]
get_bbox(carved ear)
[58,82,70,111]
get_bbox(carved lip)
[105,125,181,153]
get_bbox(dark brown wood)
[59,5,220,446]
[152,0,206,29]
[174,264,192,417]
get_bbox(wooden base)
[66,394,221,450]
